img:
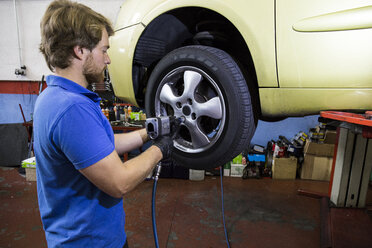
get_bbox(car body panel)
[109,0,372,116]
[139,0,277,87]
[260,88,372,117]
[293,5,372,32]
[114,0,144,30]
[277,0,372,88]
[108,24,144,106]
[109,0,277,107]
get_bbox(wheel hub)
[182,105,191,116]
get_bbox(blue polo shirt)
[33,75,126,247]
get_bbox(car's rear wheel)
[145,45,255,169]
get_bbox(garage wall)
[251,116,319,147]
[0,81,45,124]
[0,0,124,81]
[0,93,37,124]
[0,0,124,125]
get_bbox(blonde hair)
[40,0,114,71]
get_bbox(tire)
[145,45,255,169]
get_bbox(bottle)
[223,162,231,177]
[109,109,116,121]
[140,111,146,120]
[128,106,132,119]
[124,107,128,122]
[113,106,117,120]
[242,156,247,165]
[105,108,109,119]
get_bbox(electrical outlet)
[15,65,27,76]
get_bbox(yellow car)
[108,0,372,169]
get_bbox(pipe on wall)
[13,0,23,68]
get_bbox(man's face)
[83,29,111,85]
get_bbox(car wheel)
[145,45,255,169]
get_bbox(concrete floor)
[0,166,371,248]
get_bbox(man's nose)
[105,54,111,65]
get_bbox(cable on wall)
[13,0,26,76]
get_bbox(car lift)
[298,111,372,248]
[322,111,372,208]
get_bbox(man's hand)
[170,117,184,139]
[153,135,173,160]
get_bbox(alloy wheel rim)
[154,66,226,153]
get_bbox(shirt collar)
[46,75,101,102]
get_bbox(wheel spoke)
[155,65,226,154]
[194,96,222,119]
[185,121,210,148]
[159,84,179,106]
[182,70,202,100]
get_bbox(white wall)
[0,0,124,81]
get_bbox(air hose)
[151,164,231,248]
[220,166,231,248]
[152,163,161,248]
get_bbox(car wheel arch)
[132,8,261,118]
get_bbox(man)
[34,1,173,247]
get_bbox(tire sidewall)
[146,45,253,168]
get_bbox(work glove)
[170,116,184,139]
[153,135,173,160]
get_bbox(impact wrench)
[145,116,185,248]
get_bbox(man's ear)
[73,46,84,60]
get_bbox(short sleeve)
[52,103,115,170]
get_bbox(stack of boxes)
[22,157,36,181]
[230,154,245,177]
[272,156,297,179]
[300,129,336,181]
[225,124,337,181]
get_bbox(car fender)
[109,0,277,105]
[109,24,144,105]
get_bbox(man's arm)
[114,128,149,155]
[80,145,162,198]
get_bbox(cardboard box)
[22,157,36,182]
[230,164,245,177]
[301,154,333,181]
[189,169,205,181]
[324,130,337,144]
[25,167,36,181]
[272,157,297,180]
[304,141,335,157]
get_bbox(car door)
[276,0,372,88]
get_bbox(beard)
[83,54,105,86]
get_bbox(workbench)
[321,111,372,208]
[298,111,372,248]
[111,121,145,161]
